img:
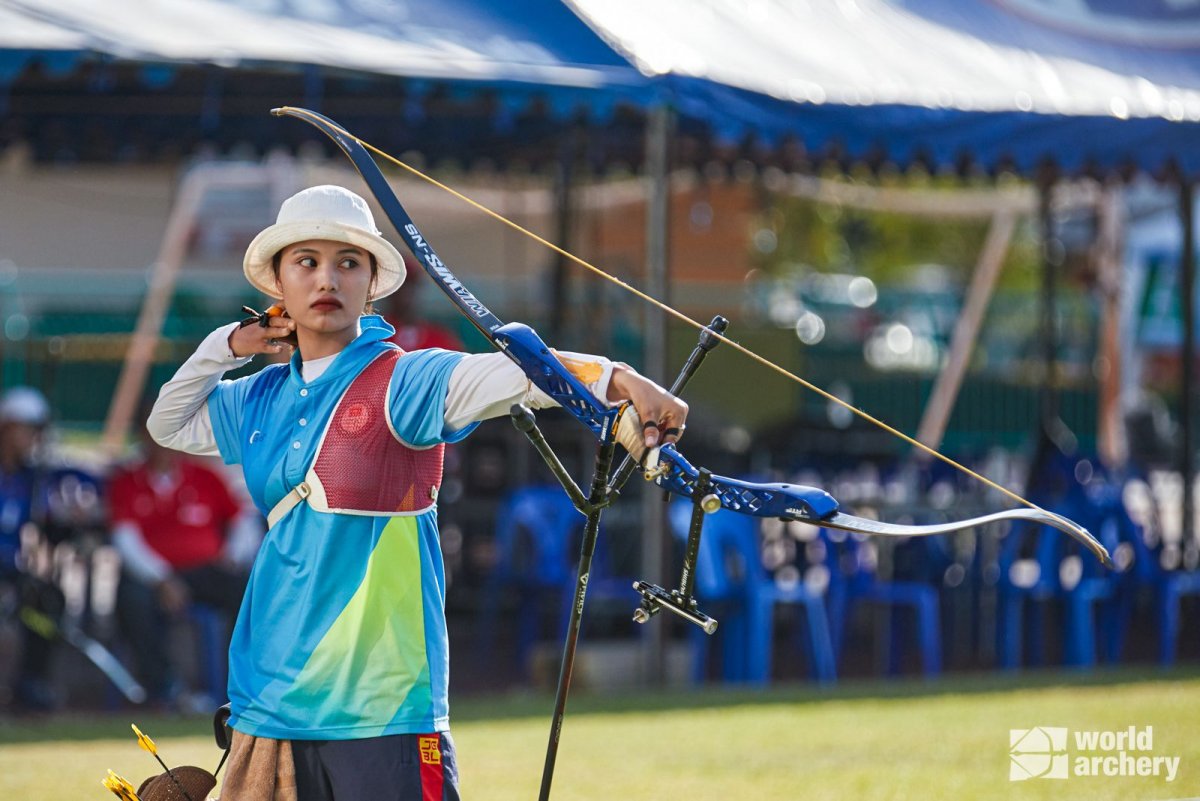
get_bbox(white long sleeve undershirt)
[147,323,616,457]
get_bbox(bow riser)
[647,445,840,519]
[494,323,619,439]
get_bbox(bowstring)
[310,112,1042,514]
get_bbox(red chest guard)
[303,349,444,517]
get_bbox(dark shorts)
[291,732,461,801]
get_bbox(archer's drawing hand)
[608,365,688,459]
[229,305,296,357]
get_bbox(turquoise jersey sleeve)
[207,373,258,465]
[389,349,478,447]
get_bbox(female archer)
[148,184,686,801]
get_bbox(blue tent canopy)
[668,80,1200,175]
[895,0,1200,86]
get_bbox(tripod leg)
[537,435,618,801]
[511,404,589,510]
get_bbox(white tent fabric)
[0,4,86,50]
[0,0,638,88]
[567,0,1200,121]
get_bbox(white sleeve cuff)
[146,322,253,456]
[444,350,616,429]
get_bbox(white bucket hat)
[243,185,406,301]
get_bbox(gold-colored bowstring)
[322,115,1042,514]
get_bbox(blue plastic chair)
[482,486,630,675]
[1118,481,1200,665]
[669,501,836,684]
[1158,570,1200,663]
[667,501,751,682]
[106,602,229,709]
[998,485,1126,670]
[824,530,943,677]
[1060,484,1137,667]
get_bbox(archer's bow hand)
[607,365,688,457]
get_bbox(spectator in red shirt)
[111,417,260,707]
[383,253,464,352]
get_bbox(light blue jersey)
[208,315,475,740]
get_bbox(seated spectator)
[0,386,57,711]
[111,415,260,708]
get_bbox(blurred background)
[2,0,1200,723]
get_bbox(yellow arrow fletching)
[103,770,141,801]
[131,723,157,755]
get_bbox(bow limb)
[273,106,505,339]
[643,446,1113,568]
[820,508,1113,568]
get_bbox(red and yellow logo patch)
[338,401,371,435]
[418,735,441,766]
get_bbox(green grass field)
[3,668,1199,800]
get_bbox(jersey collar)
[287,315,398,388]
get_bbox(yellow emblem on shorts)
[419,735,441,766]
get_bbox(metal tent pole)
[550,126,579,340]
[1036,171,1061,453]
[1180,178,1195,543]
[1095,182,1127,468]
[641,102,673,684]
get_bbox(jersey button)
[299,388,308,397]
[292,441,301,450]
[299,418,307,427]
